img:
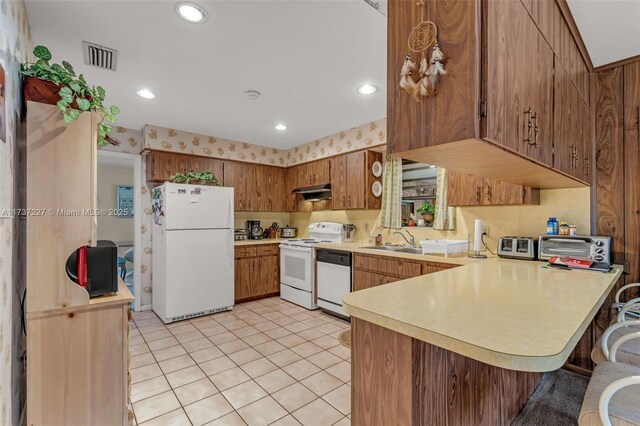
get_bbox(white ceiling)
[25,0,387,150]
[567,0,640,67]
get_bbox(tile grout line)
[131,298,351,425]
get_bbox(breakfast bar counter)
[343,258,623,425]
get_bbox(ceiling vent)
[82,41,118,71]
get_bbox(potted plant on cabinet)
[20,45,120,146]
[169,171,220,186]
[416,202,435,225]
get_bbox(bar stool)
[592,283,640,366]
[579,344,640,425]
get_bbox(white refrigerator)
[152,183,234,323]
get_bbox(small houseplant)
[416,202,435,224]
[169,171,220,186]
[20,45,120,146]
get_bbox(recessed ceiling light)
[176,2,207,23]
[357,84,377,95]
[275,123,287,131]
[137,89,156,99]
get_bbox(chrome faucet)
[393,230,415,247]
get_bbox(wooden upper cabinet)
[388,0,592,189]
[387,0,478,154]
[447,170,540,206]
[485,0,553,166]
[145,151,223,184]
[330,150,382,210]
[255,165,287,212]
[554,59,590,183]
[223,161,251,211]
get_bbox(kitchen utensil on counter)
[497,236,537,260]
[342,224,356,243]
[279,226,297,238]
[246,220,264,240]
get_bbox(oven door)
[279,245,314,292]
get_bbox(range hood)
[292,183,332,201]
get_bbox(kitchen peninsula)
[343,258,623,425]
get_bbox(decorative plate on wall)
[372,181,383,197]
[371,161,383,177]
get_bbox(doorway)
[97,150,142,311]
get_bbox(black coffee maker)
[246,220,264,240]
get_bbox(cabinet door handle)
[485,184,492,203]
[531,112,539,147]
[475,186,481,203]
[524,107,534,145]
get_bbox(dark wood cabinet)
[223,161,255,211]
[234,244,279,303]
[353,253,459,291]
[554,59,591,182]
[330,150,382,210]
[387,0,592,189]
[145,150,223,185]
[286,160,332,212]
[485,0,553,165]
[447,170,540,206]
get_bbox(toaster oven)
[538,235,612,264]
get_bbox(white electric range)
[279,222,343,309]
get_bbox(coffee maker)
[246,220,264,240]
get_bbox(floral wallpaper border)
[142,118,387,167]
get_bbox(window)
[401,161,437,227]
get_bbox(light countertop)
[343,256,623,372]
[313,242,478,265]
[234,238,288,246]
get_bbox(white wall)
[97,165,134,245]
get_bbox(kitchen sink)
[394,247,424,255]
[360,246,424,255]
[360,246,400,251]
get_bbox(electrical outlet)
[483,225,490,237]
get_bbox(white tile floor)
[129,297,352,426]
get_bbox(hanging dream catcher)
[399,0,447,101]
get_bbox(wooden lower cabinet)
[351,318,542,425]
[27,285,134,426]
[234,244,280,302]
[353,253,460,290]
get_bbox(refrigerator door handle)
[228,229,233,266]
[227,193,233,227]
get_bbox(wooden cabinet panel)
[145,151,223,184]
[354,254,422,279]
[223,161,251,210]
[520,0,555,48]
[234,257,253,301]
[387,0,478,154]
[330,150,382,210]
[554,60,590,182]
[330,155,347,210]
[354,269,399,291]
[448,169,539,206]
[447,169,483,206]
[234,244,279,302]
[346,152,365,209]
[255,165,287,212]
[257,255,280,294]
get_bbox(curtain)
[380,155,403,228]
[433,168,456,230]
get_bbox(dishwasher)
[316,249,352,320]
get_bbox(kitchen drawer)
[235,246,257,259]
[422,262,459,275]
[353,253,422,278]
[354,269,400,291]
[256,245,279,256]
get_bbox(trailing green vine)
[169,171,220,186]
[20,45,120,146]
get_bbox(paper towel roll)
[474,219,483,252]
